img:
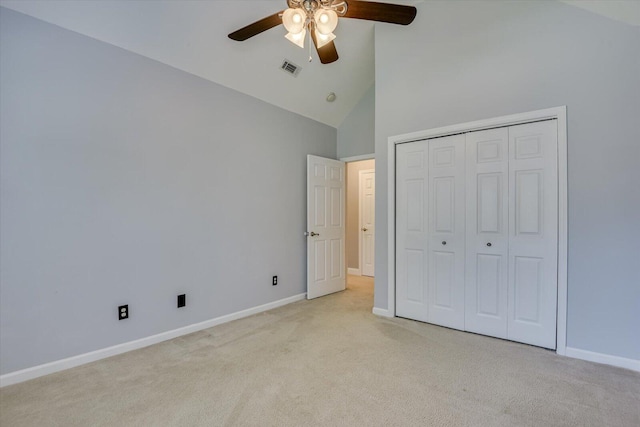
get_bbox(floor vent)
[281,60,301,77]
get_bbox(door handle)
[442,241,447,245]
[362,227,368,232]
[309,232,320,237]
[486,242,492,247]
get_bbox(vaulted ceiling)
[1,1,638,128]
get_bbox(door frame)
[359,169,375,277]
[340,154,376,277]
[386,106,568,356]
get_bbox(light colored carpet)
[1,275,639,426]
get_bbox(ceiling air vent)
[281,60,301,77]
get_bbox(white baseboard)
[347,268,361,276]
[0,293,307,387]
[565,347,640,372]
[372,307,393,318]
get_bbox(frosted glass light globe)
[314,9,338,35]
[283,8,306,34]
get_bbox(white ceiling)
[1,1,638,128]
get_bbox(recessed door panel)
[330,239,342,279]
[478,173,502,234]
[406,180,424,232]
[406,249,425,303]
[433,251,454,308]
[476,254,502,317]
[513,256,542,323]
[434,177,455,233]
[330,187,342,227]
[314,240,326,282]
[515,170,542,235]
[314,186,326,227]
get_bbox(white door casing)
[465,128,509,339]
[307,155,346,299]
[359,170,375,277]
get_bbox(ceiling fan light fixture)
[285,28,307,48]
[314,9,338,35]
[314,30,336,48]
[282,8,306,34]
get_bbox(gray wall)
[0,8,336,374]
[346,159,375,270]
[374,1,640,360]
[337,85,375,158]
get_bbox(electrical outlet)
[272,276,278,286]
[177,294,186,308]
[118,304,128,320]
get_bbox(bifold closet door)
[396,140,430,322]
[395,135,465,329]
[427,135,466,330]
[465,128,509,339]
[507,121,558,349]
[396,120,558,349]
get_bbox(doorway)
[345,159,375,277]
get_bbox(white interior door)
[507,121,558,349]
[427,135,466,330]
[465,128,509,338]
[307,155,346,299]
[359,170,375,277]
[395,140,430,322]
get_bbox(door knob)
[486,242,492,247]
[362,227,368,232]
[442,241,447,245]
[310,232,320,237]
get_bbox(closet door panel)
[428,135,466,329]
[396,141,430,322]
[465,128,509,338]
[507,121,558,349]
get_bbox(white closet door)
[507,121,558,349]
[427,135,466,329]
[395,141,430,322]
[465,128,509,338]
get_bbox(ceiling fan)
[228,0,417,64]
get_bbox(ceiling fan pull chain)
[308,30,313,62]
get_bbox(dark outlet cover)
[119,304,128,320]
[177,294,186,308]
[272,276,278,286]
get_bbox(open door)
[306,155,346,299]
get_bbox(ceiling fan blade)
[343,1,417,25]
[228,11,284,41]
[311,31,339,64]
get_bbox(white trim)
[347,268,361,276]
[372,307,393,318]
[555,112,568,356]
[387,106,568,355]
[0,293,307,387]
[340,153,375,162]
[565,347,640,372]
